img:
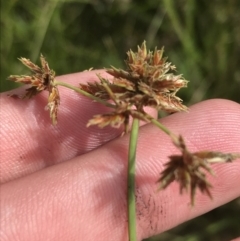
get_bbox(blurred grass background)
[1,0,240,240]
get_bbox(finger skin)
[1,99,240,241]
[0,71,157,183]
[0,71,122,183]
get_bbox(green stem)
[54,80,116,108]
[150,118,172,136]
[143,113,176,138]
[127,118,139,241]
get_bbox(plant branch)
[54,80,116,108]
[145,113,178,142]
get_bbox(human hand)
[1,71,240,241]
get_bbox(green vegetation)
[1,0,240,240]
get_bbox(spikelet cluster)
[158,135,240,205]
[80,41,188,133]
[8,55,59,124]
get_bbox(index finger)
[0,70,122,183]
[0,69,157,184]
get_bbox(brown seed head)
[80,41,188,133]
[8,55,59,124]
[158,135,240,205]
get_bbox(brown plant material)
[80,41,188,133]
[87,76,153,134]
[8,55,60,124]
[7,42,240,210]
[158,135,240,205]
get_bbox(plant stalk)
[54,80,115,108]
[127,118,139,241]
[145,114,177,140]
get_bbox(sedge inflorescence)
[80,41,188,134]
[8,41,240,205]
[8,55,59,124]
[159,135,240,205]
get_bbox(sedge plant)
[8,41,240,241]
